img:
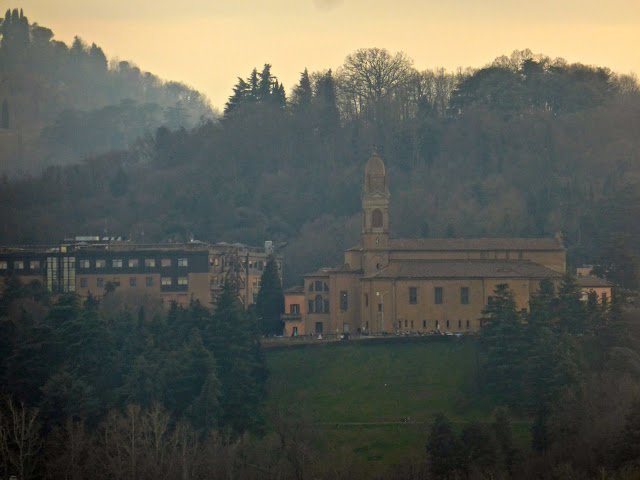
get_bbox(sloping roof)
[303,267,333,278]
[576,275,612,287]
[389,237,563,251]
[283,285,305,294]
[363,260,563,280]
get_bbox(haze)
[11,0,640,109]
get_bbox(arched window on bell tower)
[372,209,383,228]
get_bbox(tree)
[426,413,459,478]
[256,255,284,336]
[1,99,8,129]
[290,68,312,113]
[480,283,525,406]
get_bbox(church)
[284,150,566,337]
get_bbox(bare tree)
[0,397,41,480]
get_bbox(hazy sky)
[9,0,640,109]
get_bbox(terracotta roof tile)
[389,237,563,251]
[364,260,563,280]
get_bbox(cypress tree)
[1,99,8,129]
[256,255,284,336]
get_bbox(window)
[178,277,188,286]
[146,277,153,286]
[79,259,90,269]
[309,283,314,292]
[315,322,323,334]
[292,327,298,336]
[258,261,263,270]
[460,287,469,305]
[458,320,462,328]
[372,209,383,228]
[145,259,156,267]
[446,320,450,328]
[113,278,121,287]
[435,320,439,328]
[161,277,172,286]
[14,261,24,270]
[340,290,348,310]
[130,277,137,287]
[214,257,219,266]
[366,321,369,330]
[161,258,171,267]
[290,304,299,314]
[324,282,329,292]
[365,293,368,307]
[378,303,383,312]
[411,320,414,329]
[466,320,470,329]
[80,278,88,288]
[315,295,323,313]
[409,287,417,304]
[435,287,443,304]
[315,281,323,292]
[30,260,40,270]
[0,261,7,269]
[405,319,408,327]
[308,300,314,313]
[97,277,104,287]
[398,321,402,329]
[113,259,122,268]
[128,259,139,268]
[324,299,330,313]
[602,292,608,303]
[423,320,426,328]
[96,260,106,268]
[178,258,188,267]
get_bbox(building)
[0,238,282,308]
[282,285,305,336]
[299,150,567,336]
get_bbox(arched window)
[315,295,323,313]
[372,209,383,228]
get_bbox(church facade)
[298,151,566,336]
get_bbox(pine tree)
[556,272,588,334]
[1,99,9,129]
[256,255,284,336]
[257,63,273,102]
[426,413,460,478]
[291,68,312,113]
[224,77,249,117]
[480,283,525,406]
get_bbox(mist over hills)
[0,8,215,176]
[1,9,640,288]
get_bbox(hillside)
[1,47,639,289]
[0,8,215,175]
[266,338,519,468]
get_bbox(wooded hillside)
[1,12,639,288]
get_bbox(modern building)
[0,238,282,308]
[299,150,567,336]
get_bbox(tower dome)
[363,149,388,194]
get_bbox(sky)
[7,0,640,109]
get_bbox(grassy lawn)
[266,337,522,468]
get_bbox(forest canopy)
[1,11,640,289]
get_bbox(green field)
[266,337,524,467]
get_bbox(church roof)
[388,237,564,251]
[363,260,563,280]
[365,152,385,177]
[576,275,612,287]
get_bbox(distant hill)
[0,46,639,289]
[0,8,216,175]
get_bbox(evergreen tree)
[1,98,8,129]
[256,255,284,335]
[291,68,312,113]
[426,413,460,478]
[556,273,588,334]
[480,283,525,406]
[224,77,249,116]
[257,63,273,102]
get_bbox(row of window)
[362,319,474,330]
[408,286,470,305]
[0,260,41,270]
[308,281,329,292]
[78,276,188,288]
[78,258,189,269]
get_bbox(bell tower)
[361,148,390,274]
